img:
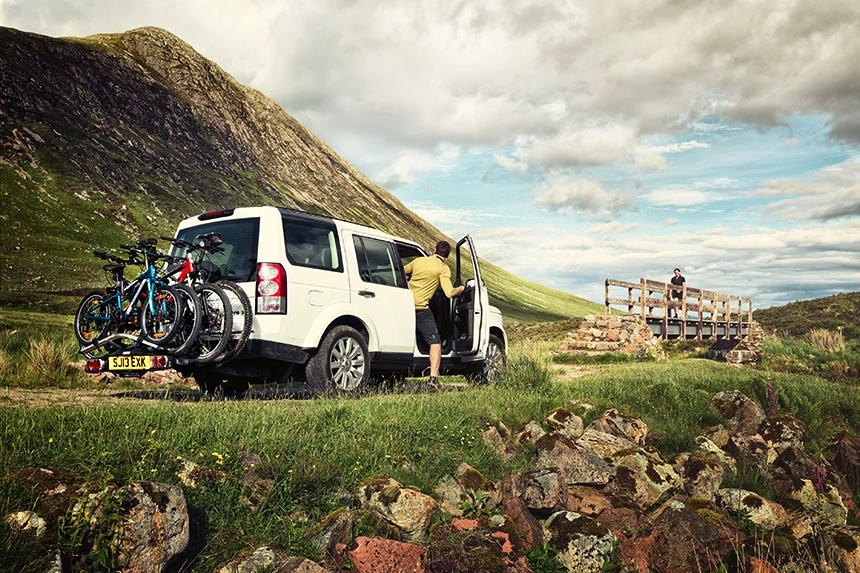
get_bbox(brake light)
[198,208,235,221]
[152,355,169,368]
[256,262,287,314]
[85,359,106,373]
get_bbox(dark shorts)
[415,308,441,346]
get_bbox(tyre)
[306,326,369,394]
[140,284,183,346]
[469,334,506,385]
[163,284,201,356]
[213,280,252,365]
[74,290,114,358]
[194,371,248,397]
[191,283,232,364]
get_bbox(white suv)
[171,206,507,394]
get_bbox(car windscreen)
[175,218,260,282]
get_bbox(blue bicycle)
[74,238,184,358]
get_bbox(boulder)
[544,407,584,440]
[545,511,616,573]
[675,454,726,500]
[482,425,519,462]
[774,478,848,527]
[508,469,568,518]
[585,409,648,445]
[725,432,769,469]
[456,463,502,512]
[708,390,766,434]
[348,537,425,573]
[239,450,274,512]
[693,436,738,475]
[576,428,640,459]
[535,433,614,486]
[434,475,468,518]
[565,486,613,518]
[827,430,860,491]
[624,503,743,573]
[715,489,789,530]
[818,525,860,573]
[758,414,807,464]
[515,420,546,444]
[218,546,277,573]
[308,507,354,558]
[357,478,435,542]
[609,449,682,510]
[427,517,527,573]
[501,495,543,550]
[6,510,47,538]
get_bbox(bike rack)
[78,333,163,357]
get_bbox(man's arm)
[439,265,465,298]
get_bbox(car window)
[353,236,402,287]
[175,218,260,282]
[282,219,342,272]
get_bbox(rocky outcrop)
[556,314,666,360]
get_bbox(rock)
[357,478,435,542]
[545,511,616,573]
[239,450,274,511]
[675,454,726,500]
[5,510,47,538]
[508,469,568,518]
[427,517,527,573]
[544,407,584,440]
[585,409,648,445]
[725,349,761,364]
[758,414,807,464]
[624,503,743,573]
[176,459,226,488]
[515,420,546,444]
[65,482,189,573]
[308,508,353,558]
[693,436,738,475]
[725,432,769,469]
[218,546,276,573]
[715,489,789,529]
[818,525,860,573]
[745,556,782,573]
[434,475,468,517]
[348,537,425,573]
[708,390,765,434]
[456,463,502,512]
[565,486,613,518]
[826,430,860,491]
[699,424,731,448]
[535,433,614,486]
[776,478,848,527]
[501,495,544,550]
[482,425,519,461]
[576,428,640,459]
[609,449,682,510]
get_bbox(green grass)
[755,291,860,340]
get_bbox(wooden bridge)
[605,278,753,340]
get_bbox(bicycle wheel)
[74,290,114,358]
[141,284,183,347]
[192,283,232,364]
[162,283,201,356]
[213,280,253,365]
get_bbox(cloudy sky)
[3,0,859,309]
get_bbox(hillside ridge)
[0,25,600,320]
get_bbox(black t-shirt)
[671,274,685,297]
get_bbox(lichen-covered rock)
[482,425,519,461]
[456,463,502,511]
[576,428,639,459]
[427,517,526,573]
[434,475,468,518]
[535,433,614,486]
[308,507,354,558]
[699,424,731,448]
[779,478,848,527]
[818,525,860,573]
[758,414,807,464]
[715,489,789,530]
[623,503,743,573]
[501,495,543,550]
[565,486,613,518]
[357,478,435,542]
[508,469,568,518]
[218,546,277,573]
[725,431,769,469]
[515,420,546,444]
[545,511,615,573]
[609,449,682,510]
[544,407,584,440]
[239,450,274,512]
[675,454,726,500]
[6,510,47,538]
[826,430,860,491]
[349,537,425,573]
[585,409,648,445]
[708,390,766,434]
[694,435,738,475]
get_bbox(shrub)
[496,342,553,390]
[22,337,84,387]
[806,328,846,353]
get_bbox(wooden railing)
[605,278,753,340]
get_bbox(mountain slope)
[755,291,860,340]
[0,26,601,320]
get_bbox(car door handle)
[358,290,375,298]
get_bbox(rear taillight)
[256,263,287,314]
[152,355,169,368]
[85,359,106,373]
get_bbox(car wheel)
[470,334,506,385]
[306,325,369,394]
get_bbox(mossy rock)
[427,522,507,573]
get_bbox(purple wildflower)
[811,466,826,495]
[766,379,778,416]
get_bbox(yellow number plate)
[108,355,151,370]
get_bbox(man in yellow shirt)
[403,241,465,387]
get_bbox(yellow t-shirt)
[403,255,465,309]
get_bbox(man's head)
[674,268,681,276]
[435,241,452,259]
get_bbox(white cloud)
[375,146,460,188]
[757,156,860,221]
[512,123,638,169]
[649,140,711,154]
[532,175,636,214]
[645,188,719,207]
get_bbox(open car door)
[453,235,488,355]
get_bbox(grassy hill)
[755,291,860,340]
[0,26,601,321]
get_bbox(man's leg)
[430,343,441,378]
